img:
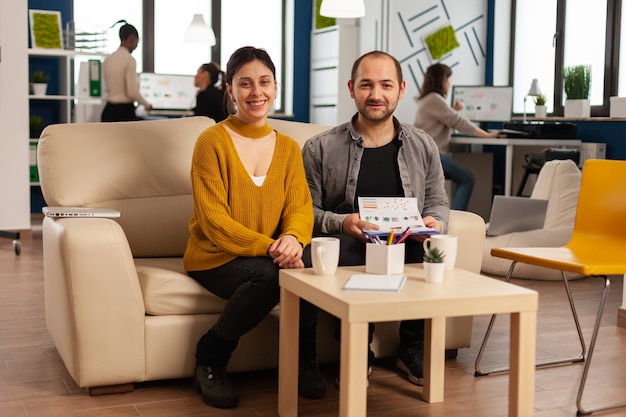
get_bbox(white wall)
[0,0,30,229]
[362,0,495,124]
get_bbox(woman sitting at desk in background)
[193,62,228,122]
[184,46,322,409]
[414,63,499,211]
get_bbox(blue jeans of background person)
[440,153,474,211]
[189,256,319,367]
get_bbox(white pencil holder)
[365,243,405,275]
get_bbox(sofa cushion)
[135,258,227,315]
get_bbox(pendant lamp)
[184,13,216,46]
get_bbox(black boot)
[193,365,238,408]
[298,359,327,399]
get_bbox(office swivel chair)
[476,159,626,416]
[516,148,580,196]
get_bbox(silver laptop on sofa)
[486,196,548,236]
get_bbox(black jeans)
[302,234,425,350]
[189,256,319,367]
[101,102,138,122]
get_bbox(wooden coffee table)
[278,264,538,417]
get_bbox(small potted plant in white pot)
[563,65,591,118]
[534,95,547,118]
[423,246,446,283]
[30,71,49,96]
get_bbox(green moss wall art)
[29,10,64,49]
[425,25,460,61]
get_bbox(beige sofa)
[38,116,486,394]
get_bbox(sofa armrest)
[448,210,486,274]
[43,217,146,388]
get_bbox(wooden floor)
[1,223,625,417]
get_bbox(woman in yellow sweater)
[183,46,323,409]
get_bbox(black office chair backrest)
[545,148,580,165]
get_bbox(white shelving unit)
[28,48,107,124]
[309,24,359,126]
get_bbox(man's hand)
[268,235,303,268]
[342,213,379,242]
[410,216,442,242]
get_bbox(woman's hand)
[268,234,304,268]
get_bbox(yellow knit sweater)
[184,116,314,272]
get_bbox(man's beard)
[358,100,397,122]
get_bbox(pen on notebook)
[395,227,412,244]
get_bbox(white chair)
[481,159,582,280]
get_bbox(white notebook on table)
[343,274,407,292]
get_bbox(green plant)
[423,246,445,263]
[534,95,547,106]
[29,115,45,138]
[563,65,591,100]
[31,71,49,83]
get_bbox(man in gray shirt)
[302,51,449,387]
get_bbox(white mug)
[311,237,340,276]
[423,235,458,271]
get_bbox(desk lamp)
[523,79,542,123]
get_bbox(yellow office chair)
[475,159,626,416]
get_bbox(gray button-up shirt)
[302,115,449,236]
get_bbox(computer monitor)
[451,86,513,122]
[138,73,197,111]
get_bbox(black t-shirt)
[355,137,423,261]
[355,137,403,208]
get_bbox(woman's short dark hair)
[199,62,223,86]
[419,63,452,99]
[223,46,276,114]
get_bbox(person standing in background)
[193,62,228,122]
[414,63,499,210]
[101,20,153,122]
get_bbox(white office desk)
[449,137,581,196]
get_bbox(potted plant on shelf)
[563,65,591,118]
[534,95,547,118]
[29,115,45,139]
[423,246,446,283]
[30,71,49,96]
